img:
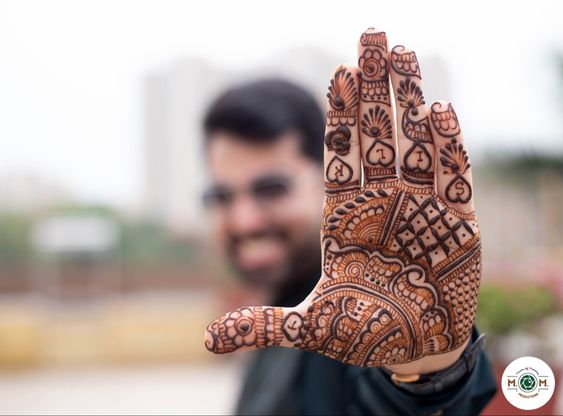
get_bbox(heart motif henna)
[366,140,395,167]
[445,175,472,203]
[326,156,353,185]
[404,141,432,172]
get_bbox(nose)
[227,193,268,235]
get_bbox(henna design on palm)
[205,29,480,371]
[285,183,479,366]
[205,183,480,367]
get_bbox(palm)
[205,29,481,370]
[295,181,479,367]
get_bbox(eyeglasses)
[202,169,318,209]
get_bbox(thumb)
[204,306,302,354]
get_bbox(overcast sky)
[0,0,562,206]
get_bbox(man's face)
[206,132,323,290]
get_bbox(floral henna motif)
[359,48,388,80]
[325,125,352,156]
[359,31,390,104]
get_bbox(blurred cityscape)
[0,47,563,414]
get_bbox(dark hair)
[203,78,324,163]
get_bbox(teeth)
[236,237,284,268]
[240,239,264,250]
[239,237,278,250]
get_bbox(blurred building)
[143,59,226,235]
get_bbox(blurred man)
[202,29,497,415]
[203,79,324,306]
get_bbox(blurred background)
[0,0,562,414]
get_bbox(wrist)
[382,338,469,376]
[382,332,486,395]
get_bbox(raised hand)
[204,29,480,373]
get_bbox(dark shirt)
[235,276,497,415]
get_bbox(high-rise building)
[143,58,225,234]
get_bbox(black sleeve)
[346,330,498,415]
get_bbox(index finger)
[324,64,362,195]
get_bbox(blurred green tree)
[476,283,558,334]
